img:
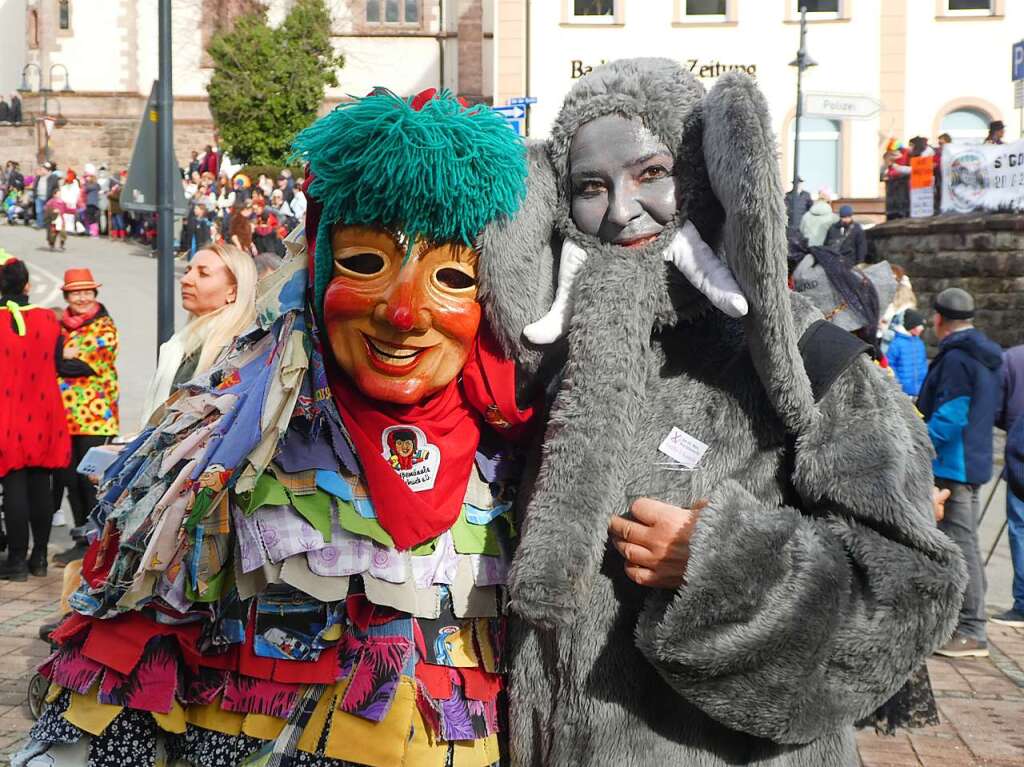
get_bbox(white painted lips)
[365,336,426,362]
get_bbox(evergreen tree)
[207,0,343,165]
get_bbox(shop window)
[795,117,841,198]
[573,0,615,16]
[947,0,993,11]
[793,0,840,17]
[940,108,991,144]
[366,0,419,25]
[59,0,70,30]
[566,0,620,24]
[676,0,730,22]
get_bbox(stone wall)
[1,91,216,172]
[867,214,1024,350]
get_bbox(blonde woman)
[140,243,257,426]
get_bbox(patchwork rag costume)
[476,59,967,767]
[21,89,532,767]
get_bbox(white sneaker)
[52,510,66,527]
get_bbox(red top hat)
[61,268,101,292]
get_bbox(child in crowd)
[43,189,67,250]
[887,308,928,398]
[2,187,21,224]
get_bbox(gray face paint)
[569,115,680,246]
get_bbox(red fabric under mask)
[330,368,482,551]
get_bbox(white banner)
[942,139,1024,213]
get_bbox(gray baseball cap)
[934,287,975,320]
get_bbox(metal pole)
[42,93,50,163]
[156,0,175,347]
[790,7,808,229]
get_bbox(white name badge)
[658,427,709,470]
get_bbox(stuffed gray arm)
[635,349,966,743]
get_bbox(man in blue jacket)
[993,344,1024,627]
[918,288,1003,657]
[887,308,929,398]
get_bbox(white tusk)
[523,238,589,345]
[666,221,748,318]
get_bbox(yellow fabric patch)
[325,677,417,767]
[402,708,449,767]
[473,620,497,674]
[152,700,187,734]
[45,683,63,705]
[60,559,84,613]
[452,734,500,767]
[444,623,482,668]
[242,712,287,740]
[296,684,339,754]
[186,698,244,736]
[64,686,122,736]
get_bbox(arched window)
[59,0,70,31]
[796,117,841,197]
[940,108,991,145]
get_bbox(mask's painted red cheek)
[323,278,380,322]
[431,300,482,345]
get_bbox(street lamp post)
[156,0,176,346]
[19,62,73,163]
[788,6,817,229]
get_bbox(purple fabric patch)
[338,637,414,723]
[306,518,407,583]
[255,505,326,564]
[275,423,340,473]
[469,554,508,588]
[233,504,267,574]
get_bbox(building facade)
[2,0,1018,202]
[0,0,492,170]
[494,0,1021,200]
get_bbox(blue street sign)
[492,104,527,120]
[508,96,537,106]
[1014,40,1024,81]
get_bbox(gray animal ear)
[477,140,559,368]
[701,73,817,433]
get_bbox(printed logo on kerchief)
[380,425,440,492]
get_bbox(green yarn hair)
[291,88,527,318]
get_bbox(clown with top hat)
[17,87,536,767]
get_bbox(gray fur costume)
[477,59,965,766]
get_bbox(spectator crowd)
[1,145,307,262]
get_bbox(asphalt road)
[0,221,1016,614]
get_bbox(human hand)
[62,341,79,360]
[932,487,950,522]
[608,497,706,589]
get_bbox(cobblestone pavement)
[0,232,1021,764]
[857,622,1024,766]
[0,557,1019,766]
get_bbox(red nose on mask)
[388,305,415,332]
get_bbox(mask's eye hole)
[435,267,476,291]
[336,252,386,276]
